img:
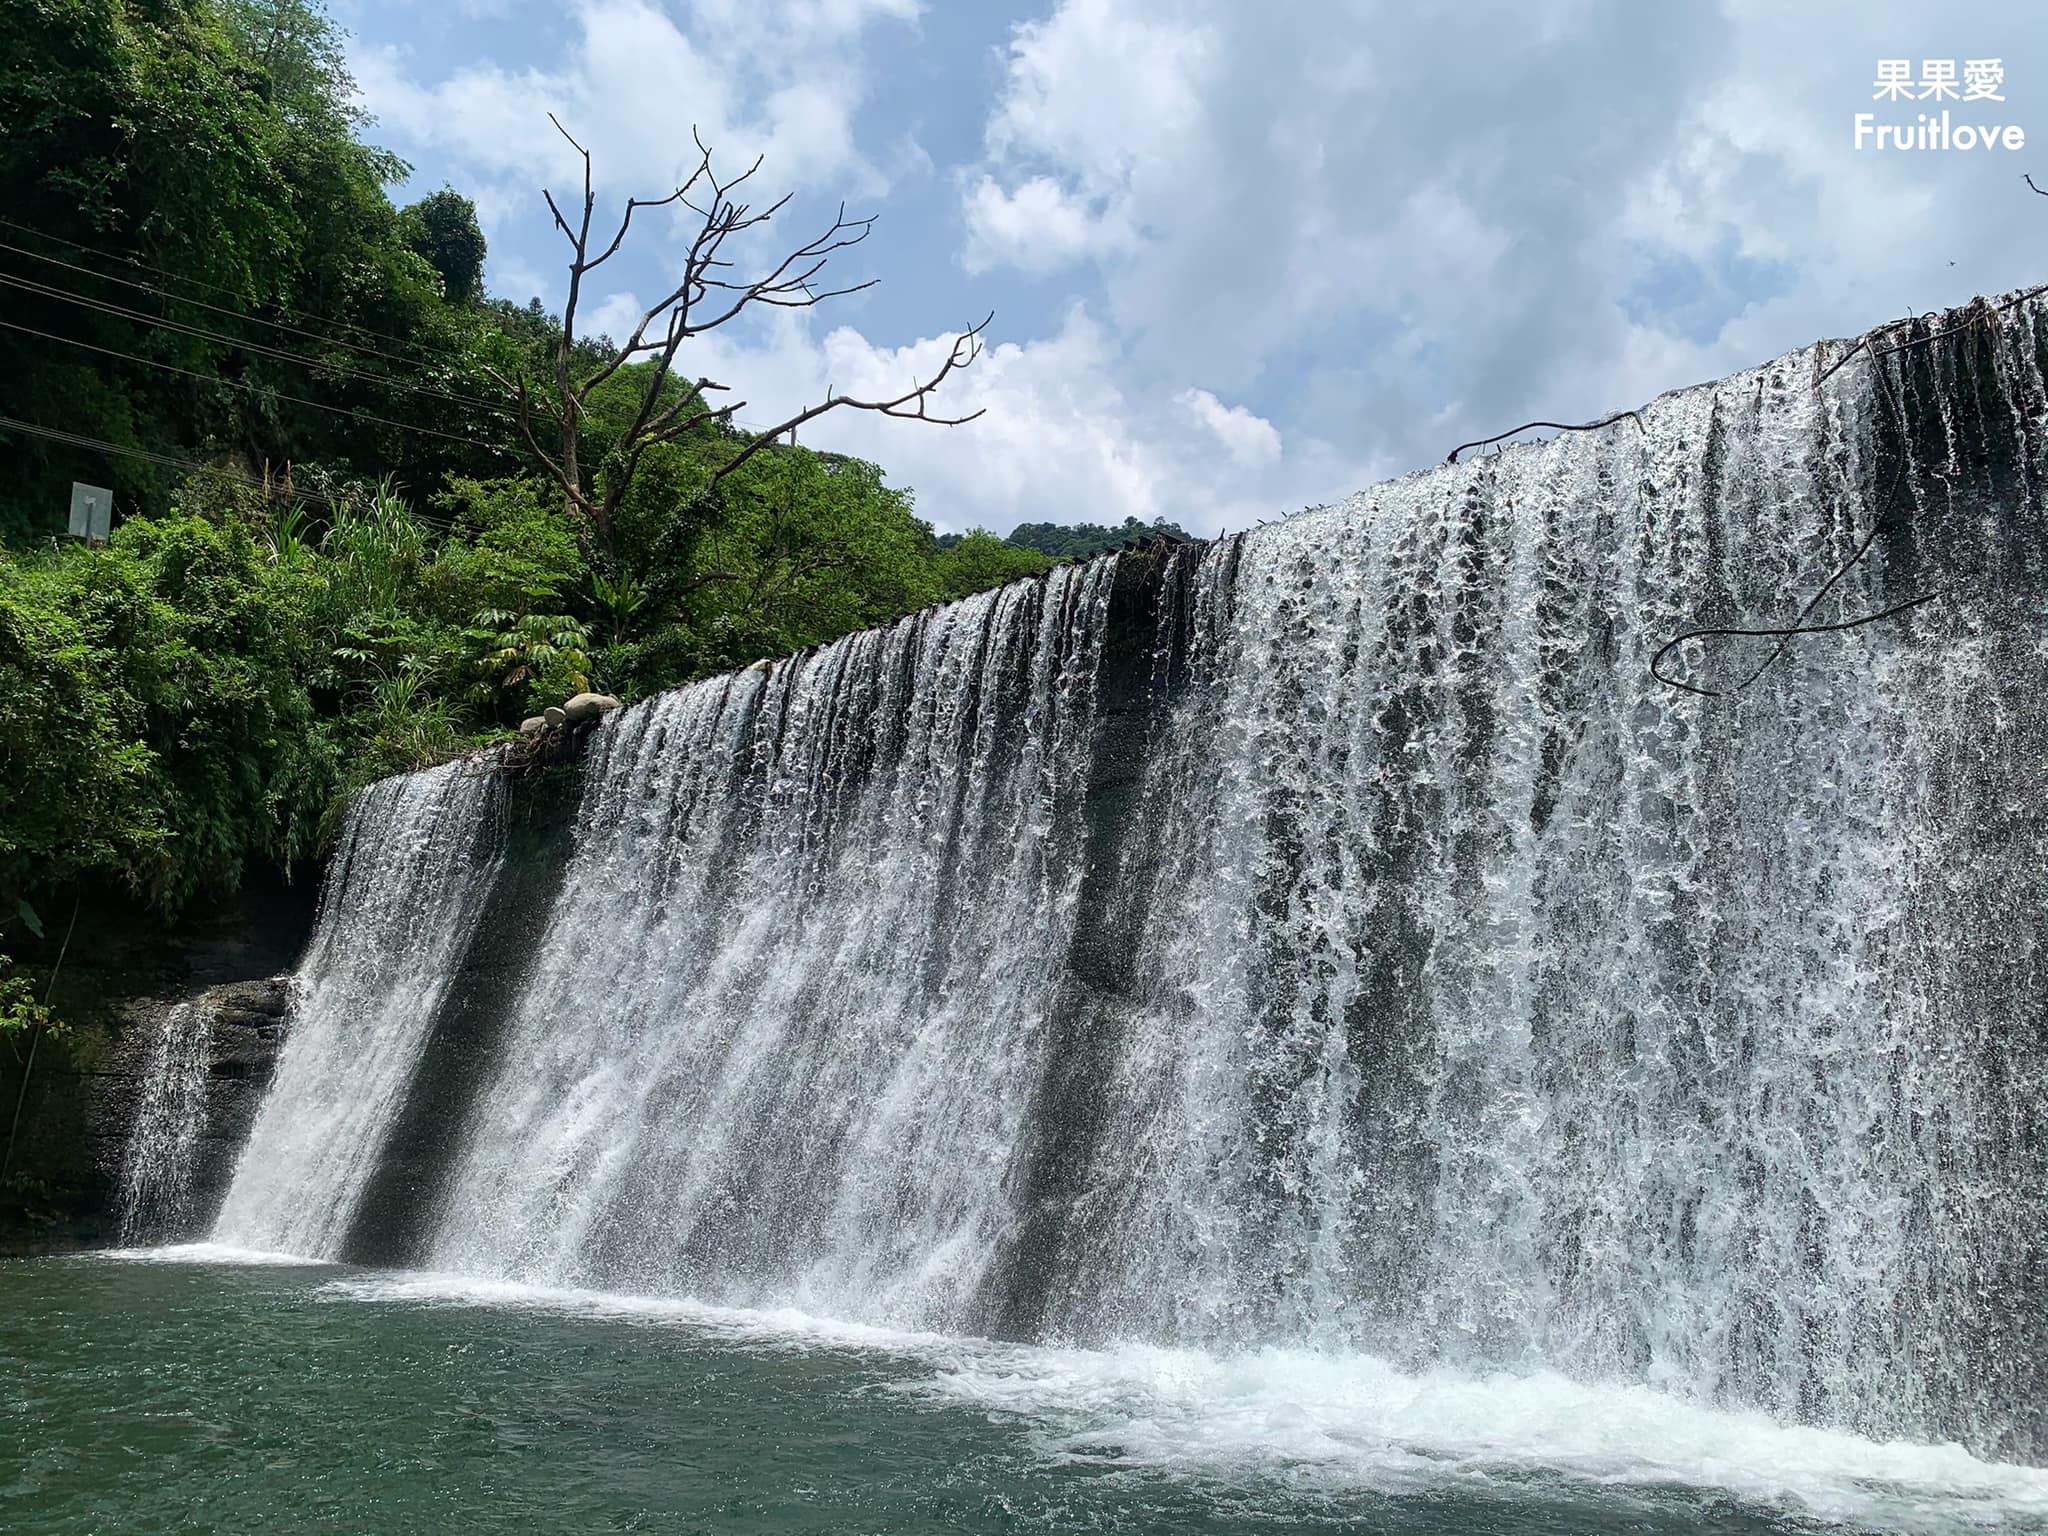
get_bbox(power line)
[0,317,505,453]
[13,220,844,442]
[0,414,456,528]
[0,213,463,371]
[0,235,471,384]
[0,269,518,421]
[0,218,807,440]
[1,220,821,463]
[0,263,787,440]
[0,414,214,477]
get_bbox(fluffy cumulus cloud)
[962,176,1133,274]
[963,0,1214,275]
[1177,389,1282,468]
[962,0,2048,501]
[354,0,920,243]
[348,0,2048,538]
[682,307,1356,535]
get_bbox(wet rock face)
[207,979,291,1078]
[1,873,317,1255]
[85,977,294,1243]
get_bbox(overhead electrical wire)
[0,316,505,453]
[0,214,811,492]
[0,216,812,438]
[0,260,786,440]
[0,213,462,370]
[0,268,518,421]
[0,235,480,384]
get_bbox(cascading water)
[1036,327,2048,1462]
[429,563,1119,1322]
[211,758,504,1258]
[115,999,213,1242]
[207,292,2048,1472]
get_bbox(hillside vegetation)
[0,0,1129,928]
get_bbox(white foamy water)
[916,1343,2048,1533]
[114,998,213,1241]
[100,1241,332,1267]
[315,1269,2048,1533]
[212,758,503,1257]
[202,292,2048,1488]
[402,301,2047,1458]
[428,562,1121,1322]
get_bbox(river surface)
[5,1251,2045,1535]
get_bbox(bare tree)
[487,118,988,553]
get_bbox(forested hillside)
[1001,517,1193,560]
[0,0,1067,929]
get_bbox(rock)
[745,658,774,678]
[210,977,290,1028]
[544,705,567,727]
[562,692,622,723]
[211,987,290,1024]
[519,715,547,735]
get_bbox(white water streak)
[212,758,502,1257]
[216,294,2048,1472]
[115,999,214,1241]
[432,562,1119,1327]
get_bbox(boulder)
[744,658,774,678]
[562,691,623,723]
[519,715,547,735]
[210,977,291,1027]
[543,705,567,727]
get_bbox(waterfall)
[1039,326,2048,1461]
[428,563,1120,1322]
[210,293,2048,1464]
[212,758,503,1257]
[115,999,213,1242]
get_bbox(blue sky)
[336,0,2048,536]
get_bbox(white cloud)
[962,175,1132,273]
[682,308,1370,537]
[351,0,2048,540]
[959,0,2048,499]
[489,256,553,309]
[983,0,1214,182]
[1177,389,1281,467]
[356,0,918,209]
[961,1,1211,277]
[583,290,646,346]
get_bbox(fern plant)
[466,609,592,701]
[591,571,649,643]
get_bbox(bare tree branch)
[707,315,992,488]
[500,123,987,555]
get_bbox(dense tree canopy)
[0,0,1099,926]
[1000,516,1194,560]
[400,189,488,306]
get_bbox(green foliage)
[431,477,587,610]
[466,609,591,717]
[321,477,428,615]
[0,510,338,910]
[1000,516,1194,561]
[399,188,487,305]
[0,955,58,1044]
[221,0,365,132]
[0,0,1119,934]
[937,531,1062,597]
[0,0,501,540]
